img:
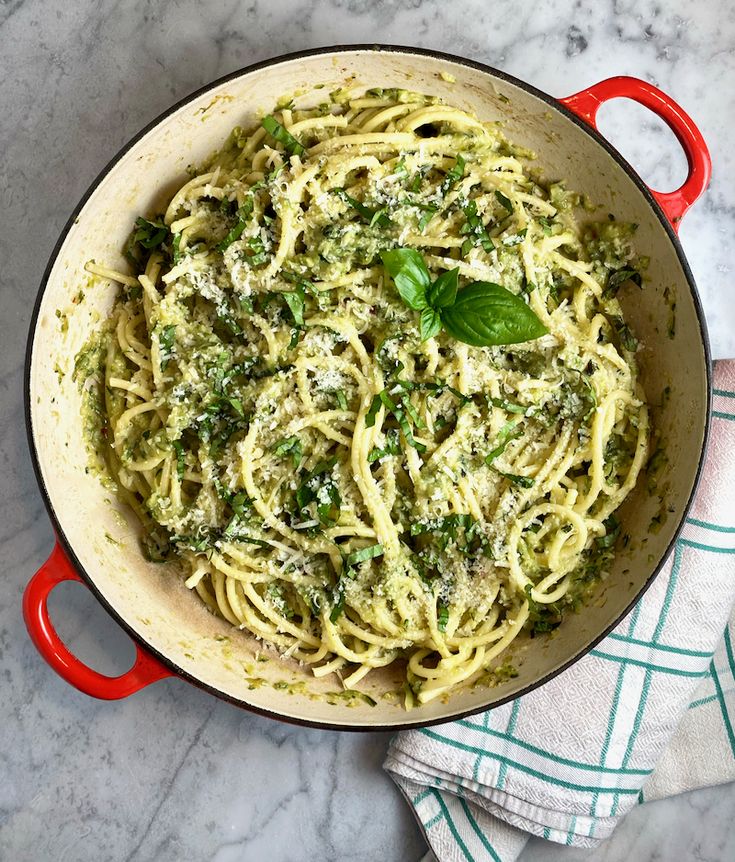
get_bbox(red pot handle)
[23,541,173,699]
[559,76,711,232]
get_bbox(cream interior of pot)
[28,49,708,728]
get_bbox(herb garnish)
[343,543,384,574]
[294,457,341,527]
[368,428,401,462]
[460,199,495,257]
[437,601,449,632]
[440,154,465,196]
[491,468,534,488]
[494,190,514,214]
[485,421,523,465]
[365,387,426,452]
[333,188,391,227]
[172,440,185,479]
[261,115,305,156]
[158,324,176,370]
[602,267,642,299]
[271,435,303,468]
[381,248,547,347]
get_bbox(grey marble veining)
[1,1,734,860]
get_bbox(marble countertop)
[2,1,734,860]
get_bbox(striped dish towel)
[385,360,735,861]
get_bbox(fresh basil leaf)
[440,282,548,346]
[381,248,431,310]
[420,307,442,342]
[426,267,459,309]
[495,190,514,213]
[261,115,305,156]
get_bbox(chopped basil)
[329,587,345,622]
[172,232,183,264]
[603,267,642,299]
[410,514,486,556]
[502,228,527,247]
[440,154,465,196]
[437,601,449,632]
[333,188,391,227]
[611,315,638,352]
[344,543,384,572]
[261,114,305,156]
[538,216,554,236]
[492,467,534,487]
[460,199,495,256]
[494,190,514,213]
[172,440,185,479]
[368,428,401,462]
[131,217,168,250]
[271,435,303,468]
[490,396,527,414]
[216,199,255,252]
[524,584,563,635]
[365,387,425,452]
[596,514,621,549]
[485,421,523,465]
[158,324,176,370]
[294,457,341,526]
[282,286,305,326]
[417,204,438,232]
[334,389,348,410]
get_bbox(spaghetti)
[81,87,649,706]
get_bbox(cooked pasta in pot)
[79,86,648,706]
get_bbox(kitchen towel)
[385,359,735,861]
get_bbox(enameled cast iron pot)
[23,46,712,730]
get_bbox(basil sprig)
[381,248,548,347]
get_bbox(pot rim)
[24,43,713,731]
